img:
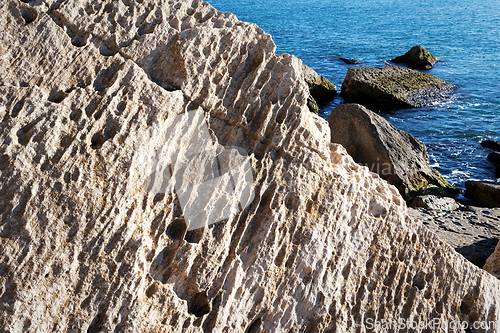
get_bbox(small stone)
[391,45,438,70]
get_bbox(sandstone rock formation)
[301,64,336,113]
[392,45,438,70]
[466,181,500,208]
[1,1,499,332]
[341,63,457,110]
[484,240,500,279]
[327,103,455,200]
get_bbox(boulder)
[327,103,455,199]
[340,63,457,111]
[488,152,500,167]
[339,57,361,64]
[484,240,500,279]
[391,45,438,70]
[410,195,460,211]
[482,139,500,151]
[465,181,500,208]
[301,63,336,108]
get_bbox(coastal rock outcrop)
[1,1,499,332]
[341,63,456,110]
[327,103,454,200]
[484,240,500,279]
[465,181,500,208]
[391,45,438,70]
[301,64,336,112]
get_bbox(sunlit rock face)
[1,1,499,332]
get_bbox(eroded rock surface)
[341,63,456,110]
[485,240,500,279]
[1,1,499,332]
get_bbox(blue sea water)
[208,0,500,189]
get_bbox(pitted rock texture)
[485,240,500,279]
[1,1,500,333]
[341,63,457,111]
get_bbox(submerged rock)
[391,45,438,70]
[465,181,500,208]
[484,240,500,279]
[488,152,500,167]
[1,1,499,332]
[327,103,455,200]
[301,64,336,110]
[341,63,457,110]
[339,57,361,64]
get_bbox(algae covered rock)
[327,103,455,200]
[340,63,456,111]
[302,63,336,112]
[392,45,438,70]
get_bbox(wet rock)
[327,103,455,200]
[339,57,361,64]
[391,45,438,70]
[465,181,500,208]
[488,152,500,167]
[340,63,457,111]
[481,139,500,151]
[301,64,336,109]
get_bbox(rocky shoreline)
[305,46,500,272]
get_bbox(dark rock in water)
[302,64,336,111]
[327,103,455,200]
[339,57,361,64]
[488,152,500,167]
[482,140,500,151]
[465,181,500,208]
[410,195,460,210]
[391,45,438,70]
[340,63,456,111]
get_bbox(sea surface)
[208,0,500,190]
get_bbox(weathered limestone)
[1,1,499,332]
[327,103,455,200]
[410,195,460,211]
[392,45,438,70]
[484,240,500,279]
[341,63,457,110]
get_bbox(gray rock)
[327,103,455,199]
[391,45,438,70]
[409,206,500,268]
[410,195,460,211]
[340,63,457,111]
[465,181,500,208]
[302,64,336,109]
